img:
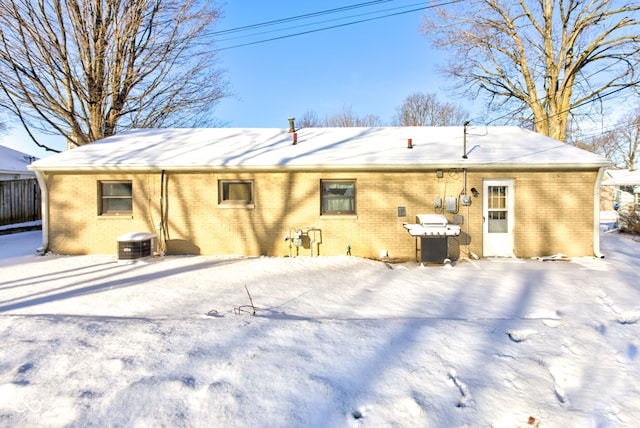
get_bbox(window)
[487,185,508,233]
[99,181,132,215]
[219,180,254,207]
[321,180,356,215]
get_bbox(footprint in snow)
[617,314,639,325]
[507,330,536,342]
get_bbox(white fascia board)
[29,161,610,173]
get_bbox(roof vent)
[288,117,296,133]
[407,138,413,149]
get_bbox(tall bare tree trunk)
[422,0,640,142]
[0,0,228,151]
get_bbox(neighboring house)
[0,145,37,180]
[28,126,611,260]
[602,169,640,211]
[0,145,40,227]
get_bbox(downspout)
[33,170,49,254]
[593,167,606,258]
[461,122,478,259]
[158,170,167,255]
[463,168,473,257]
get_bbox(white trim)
[593,167,606,258]
[28,162,611,174]
[33,170,49,253]
[483,178,515,257]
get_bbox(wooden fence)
[0,178,41,226]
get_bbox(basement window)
[219,180,254,208]
[99,181,132,216]
[321,180,356,215]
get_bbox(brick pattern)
[43,169,599,259]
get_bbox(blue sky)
[1,0,465,158]
[213,0,455,128]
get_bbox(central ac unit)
[117,232,156,261]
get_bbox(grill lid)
[415,214,448,226]
[403,214,461,236]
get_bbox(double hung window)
[321,180,356,215]
[99,181,132,215]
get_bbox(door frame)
[482,178,515,257]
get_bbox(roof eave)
[29,161,612,173]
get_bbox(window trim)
[320,179,356,216]
[218,179,255,209]
[98,180,133,216]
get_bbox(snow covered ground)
[0,228,639,427]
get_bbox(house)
[0,145,37,180]
[0,145,41,227]
[602,169,640,212]
[28,125,611,260]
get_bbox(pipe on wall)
[593,166,606,258]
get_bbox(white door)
[483,179,514,257]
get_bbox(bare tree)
[575,107,640,169]
[392,92,468,126]
[574,130,621,165]
[617,109,640,170]
[297,109,322,128]
[323,105,383,127]
[0,0,228,152]
[422,0,640,142]
[352,114,383,127]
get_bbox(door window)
[487,185,508,233]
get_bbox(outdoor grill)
[403,214,461,264]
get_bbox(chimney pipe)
[407,138,413,149]
[288,117,296,133]
[292,132,298,145]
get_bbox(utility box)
[446,196,458,213]
[292,230,303,247]
[117,232,156,261]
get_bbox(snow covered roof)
[603,169,640,186]
[29,126,610,172]
[0,145,38,176]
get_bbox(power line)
[212,0,395,36]
[211,0,461,52]
[481,80,640,132]
[211,0,636,132]
[215,1,435,43]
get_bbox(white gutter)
[33,170,49,254]
[28,162,612,173]
[593,166,606,258]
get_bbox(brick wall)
[511,170,598,257]
[42,168,599,259]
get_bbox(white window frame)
[218,180,255,208]
[99,180,133,216]
[320,179,356,216]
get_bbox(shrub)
[618,204,640,235]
